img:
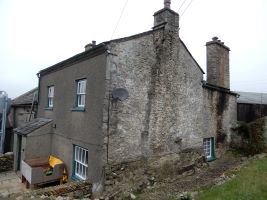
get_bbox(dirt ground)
[101,151,252,200]
[132,152,251,200]
[1,151,258,200]
[0,154,13,173]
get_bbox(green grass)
[195,156,267,200]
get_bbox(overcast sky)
[0,0,266,99]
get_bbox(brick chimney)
[206,37,230,89]
[153,0,179,31]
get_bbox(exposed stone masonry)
[206,37,230,89]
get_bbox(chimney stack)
[153,0,179,31]
[85,40,96,51]
[206,37,230,89]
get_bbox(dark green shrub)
[232,119,266,155]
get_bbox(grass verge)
[195,155,267,200]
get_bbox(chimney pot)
[84,40,97,51]
[164,0,171,8]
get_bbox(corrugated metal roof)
[13,118,52,135]
[236,91,267,104]
[12,88,38,106]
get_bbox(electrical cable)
[178,0,187,12]
[180,0,194,17]
[110,0,129,40]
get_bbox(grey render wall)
[9,106,36,128]
[37,53,107,182]
[103,29,205,164]
[21,122,52,161]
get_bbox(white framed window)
[203,138,212,158]
[74,145,88,180]
[76,79,86,107]
[203,137,215,160]
[48,86,54,108]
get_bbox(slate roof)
[12,87,38,106]
[13,118,52,135]
[237,91,267,104]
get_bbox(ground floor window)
[203,137,215,161]
[73,145,88,180]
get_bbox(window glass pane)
[0,114,2,132]
[77,95,80,106]
[75,162,78,174]
[81,95,85,106]
[85,151,88,164]
[77,80,86,94]
[82,149,85,164]
[79,82,83,94]
[48,86,54,97]
[77,147,79,161]
[75,146,78,160]
[82,165,84,177]
[81,80,86,93]
[77,82,81,94]
[79,149,82,162]
[51,87,54,96]
[48,98,53,107]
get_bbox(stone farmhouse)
[13,0,237,187]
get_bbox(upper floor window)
[76,79,86,107]
[48,86,54,108]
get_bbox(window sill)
[44,107,53,111]
[71,107,85,112]
[71,175,80,181]
[207,156,216,162]
[71,175,85,181]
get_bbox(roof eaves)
[38,28,166,77]
[106,28,164,44]
[203,82,238,96]
[38,43,107,77]
[13,118,53,136]
[12,87,38,106]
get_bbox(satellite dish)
[112,88,129,101]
